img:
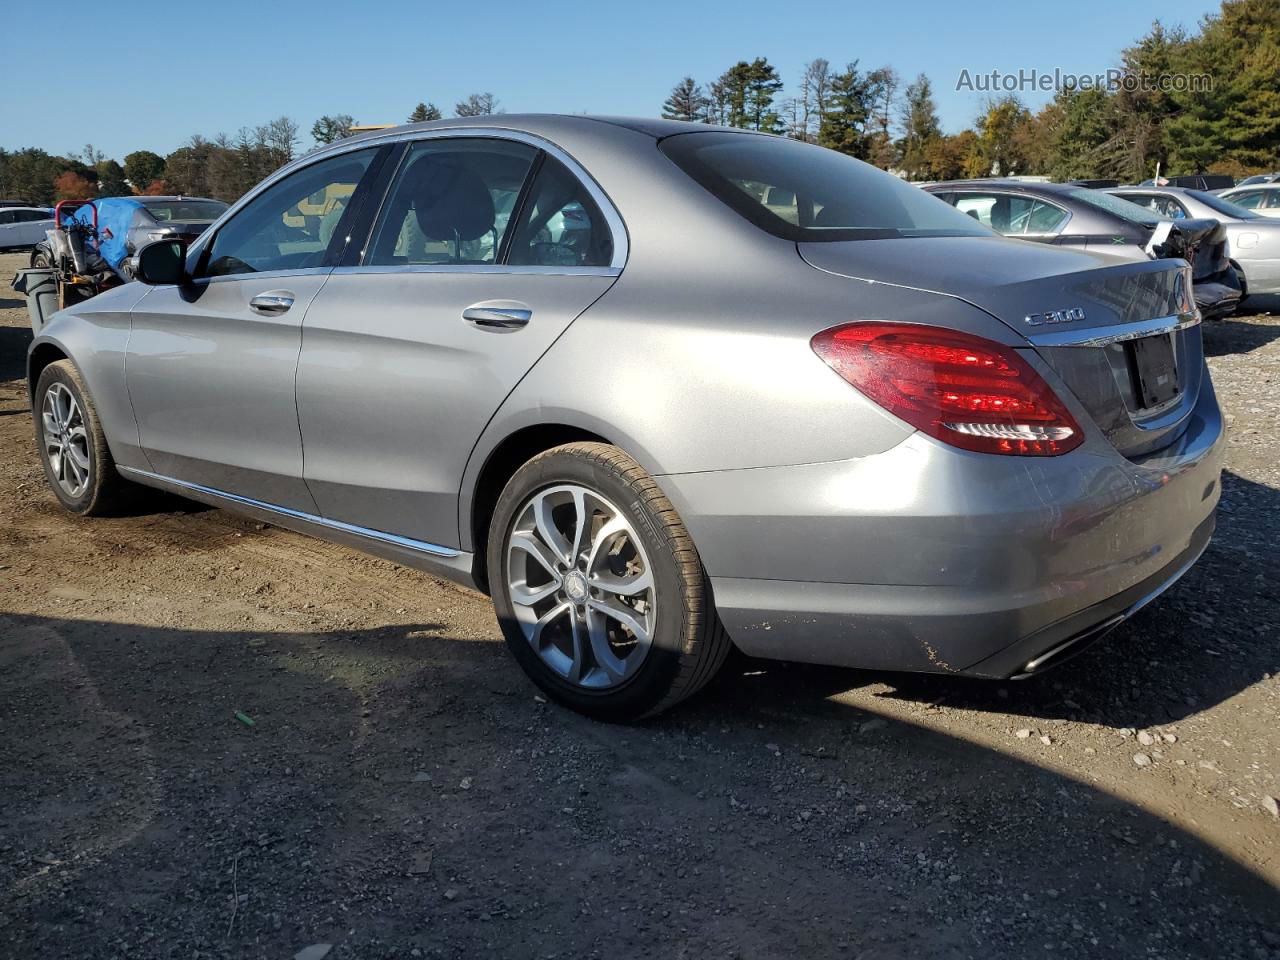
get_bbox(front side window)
[366,139,536,266]
[506,155,614,267]
[659,131,989,242]
[201,149,377,277]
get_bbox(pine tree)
[819,61,875,158]
[898,74,942,179]
[409,102,443,123]
[661,77,709,122]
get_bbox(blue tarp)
[65,197,143,271]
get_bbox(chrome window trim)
[186,127,629,272]
[331,264,621,278]
[118,466,461,558]
[1026,312,1200,348]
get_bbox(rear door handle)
[463,301,531,330]
[250,291,295,316]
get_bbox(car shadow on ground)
[1203,310,1280,356]
[0,321,32,385]
[1,610,1277,959]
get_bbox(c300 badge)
[1025,307,1086,325]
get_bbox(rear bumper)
[659,374,1225,677]
[1195,271,1242,318]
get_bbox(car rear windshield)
[1065,188,1163,226]
[1186,189,1262,219]
[143,200,228,222]
[659,131,990,242]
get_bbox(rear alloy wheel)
[489,443,731,721]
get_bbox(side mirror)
[135,239,187,285]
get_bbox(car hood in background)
[798,235,1187,335]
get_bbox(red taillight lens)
[811,322,1084,456]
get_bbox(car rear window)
[1186,189,1262,220]
[143,200,228,222]
[659,131,989,242]
[1065,188,1163,226]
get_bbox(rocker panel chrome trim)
[117,466,461,558]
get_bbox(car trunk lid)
[799,235,1201,459]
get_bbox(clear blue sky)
[0,0,1220,161]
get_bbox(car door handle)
[462,301,531,330]
[249,292,295,316]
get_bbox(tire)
[32,248,52,269]
[487,442,732,722]
[33,360,131,516]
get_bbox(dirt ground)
[1,248,1278,960]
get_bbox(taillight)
[810,322,1084,456]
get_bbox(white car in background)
[1218,184,1280,218]
[0,206,53,251]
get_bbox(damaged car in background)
[924,179,1241,319]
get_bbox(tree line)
[2,0,1274,207]
[662,0,1277,182]
[0,93,501,206]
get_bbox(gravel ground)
[1,249,1278,959]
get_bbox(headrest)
[407,155,495,242]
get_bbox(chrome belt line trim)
[1026,312,1200,348]
[118,466,461,558]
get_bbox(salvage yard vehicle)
[27,116,1224,720]
[924,179,1242,318]
[1109,185,1280,298]
[31,196,227,278]
[0,206,53,250]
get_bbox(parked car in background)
[27,116,1223,720]
[0,199,37,209]
[1218,183,1280,218]
[1139,174,1236,191]
[32,196,228,276]
[1109,185,1280,298]
[925,179,1241,318]
[0,206,53,250]
[1232,172,1280,188]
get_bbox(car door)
[0,209,16,246]
[126,146,385,510]
[296,133,623,547]
[16,209,52,246]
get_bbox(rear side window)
[506,155,614,267]
[366,139,536,266]
[659,131,989,242]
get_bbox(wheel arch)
[465,422,612,594]
[27,338,71,403]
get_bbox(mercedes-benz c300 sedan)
[28,116,1223,720]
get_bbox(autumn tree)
[967,96,1033,177]
[54,171,95,201]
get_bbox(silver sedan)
[26,116,1224,720]
[1110,185,1280,296]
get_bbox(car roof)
[1224,182,1280,190]
[924,179,1079,195]
[334,113,754,151]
